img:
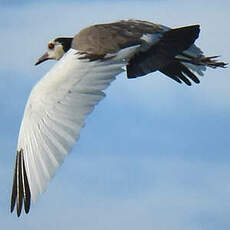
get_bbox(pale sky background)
[0,0,230,229]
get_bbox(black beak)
[35,52,49,65]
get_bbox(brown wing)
[72,20,163,57]
[72,20,201,85]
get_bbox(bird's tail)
[160,47,227,86]
[176,54,227,69]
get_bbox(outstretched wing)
[11,46,138,216]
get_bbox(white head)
[35,37,73,65]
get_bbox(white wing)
[11,46,139,216]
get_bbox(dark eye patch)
[48,43,55,49]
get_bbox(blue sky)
[0,0,230,229]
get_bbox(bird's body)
[10,19,227,216]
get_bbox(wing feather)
[11,47,134,216]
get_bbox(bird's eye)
[48,43,55,49]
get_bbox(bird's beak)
[35,52,49,65]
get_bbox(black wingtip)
[22,154,31,214]
[17,150,23,217]
[163,24,201,55]
[160,61,201,86]
[10,149,31,217]
[10,152,18,213]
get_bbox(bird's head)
[35,37,73,65]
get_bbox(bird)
[10,19,227,217]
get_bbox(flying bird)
[10,19,227,217]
